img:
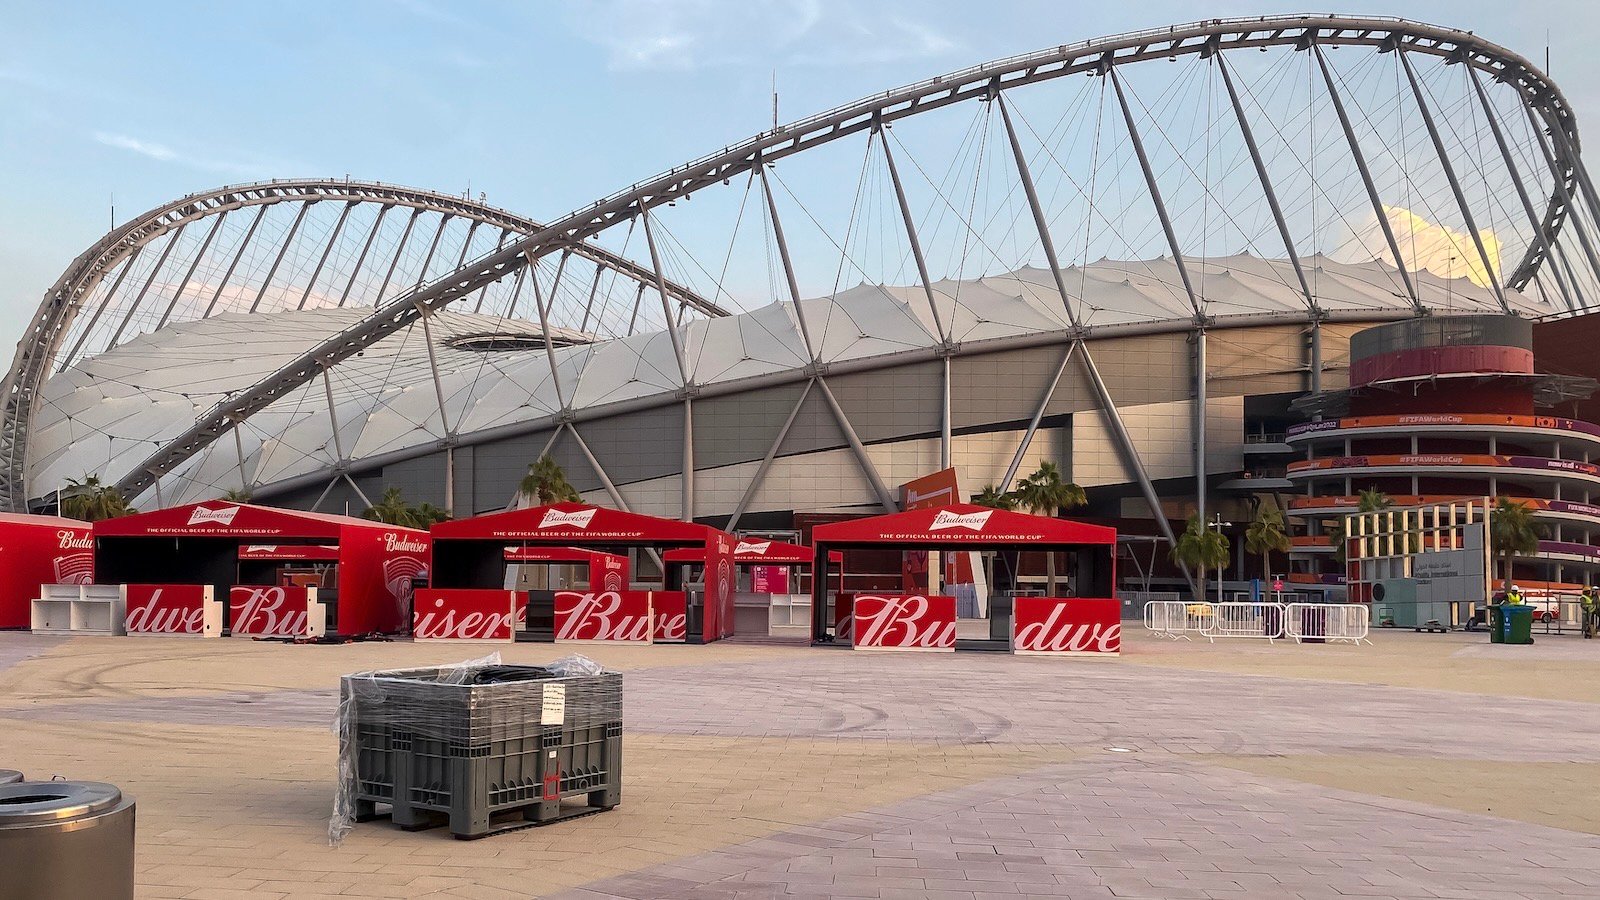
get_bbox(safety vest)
[1583,590,1598,613]
[1507,590,1523,605]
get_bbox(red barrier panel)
[554,590,653,643]
[835,592,855,640]
[124,584,221,637]
[230,585,326,638]
[0,514,93,629]
[652,591,687,642]
[851,594,956,651]
[1010,597,1121,655]
[412,588,518,641]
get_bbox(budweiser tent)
[809,504,1117,651]
[501,546,631,592]
[664,539,843,593]
[93,501,430,636]
[0,512,94,629]
[428,502,736,643]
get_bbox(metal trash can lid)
[0,781,125,827]
[0,770,21,785]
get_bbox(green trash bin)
[1503,604,1535,645]
[1489,604,1506,644]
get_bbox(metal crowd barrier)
[1142,600,1212,640]
[1142,600,1374,646]
[1284,603,1373,645]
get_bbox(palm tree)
[1013,461,1087,595]
[971,484,1017,510]
[1171,514,1230,602]
[413,501,452,526]
[520,454,580,505]
[363,487,419,527]
[222,487,253,503]
[1245,504,1291,586]
[1491,497,1542,589]
[60,474,133,522]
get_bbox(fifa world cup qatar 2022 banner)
[851,594,957,651]
[124,584,222,637]
[229,585,326,639]
[1010,597,1121,655]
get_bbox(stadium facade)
[8,15,1600,597]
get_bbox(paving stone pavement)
[556,757,1600,900]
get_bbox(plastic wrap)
[329,653,620,845]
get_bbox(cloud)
[92,132,265,177]
[565,0,958,72]
[1383,205,1502,288]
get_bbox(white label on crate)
[541,683,566,726]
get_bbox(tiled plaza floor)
[2,628,1597,899]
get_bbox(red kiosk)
[425,502,735,644]
[663,539,844,636]
[810,504,1120,654]
[0,512,94,629]
[92,501,430,639]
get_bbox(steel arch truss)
[11,15,1594,511]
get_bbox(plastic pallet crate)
[343,667,622,838]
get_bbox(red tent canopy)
[810,503,1115,547]
[95,501,404,539]
[431,501,717,544]
[664,539,843,565]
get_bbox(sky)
[3,0,1599,351]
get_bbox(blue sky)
[3,0,1598,347]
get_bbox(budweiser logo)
[57,529,92,550]
[384,532,428,553]
[600,559,625,592]
[853,595,956,649]
[53,552,93,585]
[930,510,992,532]
[242,545,279,554]
[734,540,771,556]
[414,594,516,640]
[539,508,597,529]
[654,610,687,641]
[383,556,429,601]
[187,505,240,526]
[555,590,651,642]
[1014,609,1122,653]
[231,586,313,637]
[126,588,207,635]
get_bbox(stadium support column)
[1195,327,1207,529]
[995,91,1091,490]
[321,365,345,464]
[759,160,819,360]
[1081,345,1195,596]
[1467,68,1576,310]
[231,418,249,493]
[1312,42,1421,314]
[471,230,511,314]
[727,381,814,533]
[640,203,694,520]
[566,423,632,512]
[1399,50,1509,313]
[527,254,570,407]
[1216,53,1317,314]
[817,378,898,512]
[410,213,453,290]
[1525,105,1600,293]
[877,121,951,469]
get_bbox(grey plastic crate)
[343,666,622,838]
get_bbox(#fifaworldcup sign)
[413,589,518,641]
[554,590,652,643]
[851,594,956,651]
[124,584,221,637]
[229,585,325,638]
[1010,597,1121,655]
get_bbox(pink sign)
[851,594,957,651]
[750,565,790,594]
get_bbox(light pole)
[1210,512,1231,604]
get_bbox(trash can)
[0,780,136,900]
[1489,604,1506,643]
[0,770,21,785]
[1503,604,1535,645]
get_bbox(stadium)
[8,14,1600,599]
